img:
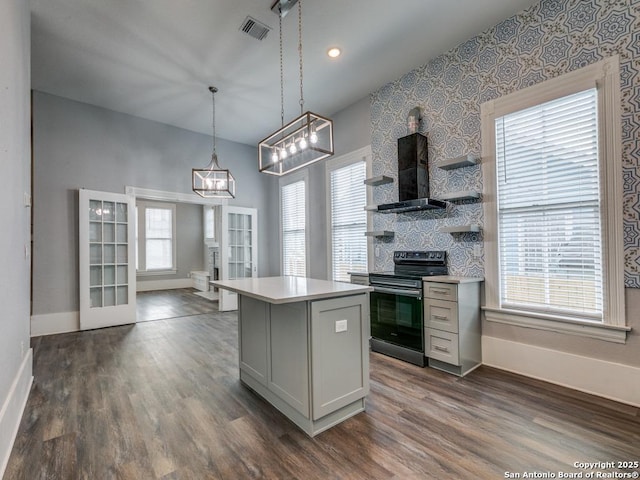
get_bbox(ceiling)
[30,0,541,146]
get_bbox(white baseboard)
[482,336,640,408]
[0,348,33,479]
[32,279,194,337]
[31,311,79,337]
[136,278,193,292]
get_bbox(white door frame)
[79,188,136,330]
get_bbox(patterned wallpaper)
[370,0,640,287]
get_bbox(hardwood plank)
[5,289,640,479]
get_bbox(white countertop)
[422,275,484,283]
[211,276,373,304]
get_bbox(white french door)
[219,206,257,311]
[79,189,136,330]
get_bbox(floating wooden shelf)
[364,175,393,186]
[364,231,394,238]
[440,224,481,234]
[438,155,479,170]
[437,190,481,201]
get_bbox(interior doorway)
[126,186,228,322]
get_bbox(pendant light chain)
[257,0,334,176]
[210,87,217,156]
[279,12,285,128]
[298,0,304,115]
[193,85,236,198]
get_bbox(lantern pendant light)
[192,86,236,198]
[258,0,334,176]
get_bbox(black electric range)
[368,251,448,366]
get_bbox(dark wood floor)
[5,289,640,479]
[136,288,217,322]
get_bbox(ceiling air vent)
[239,16,270,41]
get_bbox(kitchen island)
[211,276,372,437]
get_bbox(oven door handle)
[372,286,422,299]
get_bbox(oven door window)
[370,290,423,352]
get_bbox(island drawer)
[423,282,457,302]
[424,298,458,333]
[425,328,460,366]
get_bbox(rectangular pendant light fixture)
[258,111,333,176]
[259,0,334,176]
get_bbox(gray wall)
[136,201,204,284]
[332,97,372,159]
[0,0,31,451]
[32,92,276,316]
[267,97,373,279]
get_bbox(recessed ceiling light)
[327,47,341,58]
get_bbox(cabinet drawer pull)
[432,289,449,295]
[434,345,450,353]
[433,315,448,321]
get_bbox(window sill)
[137,269,177,277]
[483,307,630,344]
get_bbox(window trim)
[480,55,627,343]
[136,200,177,276]
[279,169,309,277]
[325,146,372,281]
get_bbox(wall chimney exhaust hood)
[377,133,446,213]
[377,197,445,213]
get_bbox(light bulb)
[205,178,213,188]
[327,47,342,58]
[280,147,288,160]
[310,130,318,144]
[271,150,279,163]
[289,142,297,154]
[299,136,307,149]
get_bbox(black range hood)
[377,197,446,213]
[377,133,445,213]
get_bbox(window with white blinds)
[136,201,176,273]
[481,57,627,340]
[145,207,174,270]
[495,88,603,319]
[281,179,306,276]
[329,160,367,281]
[204,206,215,240]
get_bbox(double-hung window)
[481,56,627,342]
[327,155,367,282]
[136,201,177,274]
[280,171,308,277]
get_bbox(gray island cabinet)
[211,276,372,437]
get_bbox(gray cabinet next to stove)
[349,272,369,285]
[423,277,483,377]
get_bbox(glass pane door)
[80,189,136,330]
[219,206,257,311]
[228,212,254,280]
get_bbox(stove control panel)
[393,250,447,265]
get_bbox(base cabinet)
[424,279,482,377]
[238,293,369,436]
[349,273,369,285]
